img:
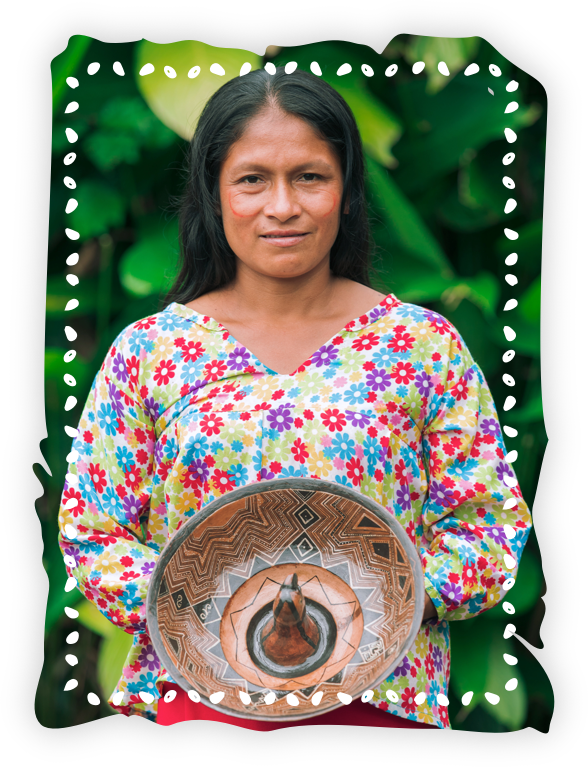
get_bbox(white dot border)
[57,55,526,721]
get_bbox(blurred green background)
[36,34,551,731]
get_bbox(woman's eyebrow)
[229,160,335,174]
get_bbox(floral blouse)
[58,293,531,729]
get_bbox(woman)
[58,67,531,730]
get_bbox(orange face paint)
[322,191,339,217]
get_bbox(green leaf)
[518,276,541,324]
[44,347,93,409]
[52,120,89,155]
[441,272,500,318]
[83,97,177,172]
[507,391,543,424]
[484,547,544,618]
[437,189,505,232]
[450,616,527,730]
[67,181,126,241]
[496,220,542,270]
[393,78,542,194]
[76,599,116,638]
[404,36,480,94]
[45,275,98,318]
[494,316,540,358]
[135,40,263,141]
[367,156,452,271]
[514,634,554,717]
[51,35,92,113]
[97,629,134,699]
[438,148,514,232]
[98,97,176,148]
[449,616,493,705]
[84,131,141,172]
[480,632,527,729]
[336,85,403,168]
[119,220,179,297]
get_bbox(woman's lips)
[260,232,310,247]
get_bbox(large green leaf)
[51,35,92,113]
[404,36,480,94]
[76,599,116,638]
[484,547,544,619]
[77,598,134,698]
[515,635,554,722]
[441,272,500,318]
[493,315,540,358]
[449,615,493,707]
[437,189,505,233]
[45,275,98,318]
[518,276,541,324]
[367,157,452,271]
[135,40,263,141]
[450,617,527,730]
[44,347,93,408]
[83,96,177,173]
[393,78,542,194]
[67,181,126,241]
[52,119,90,155]
[438,148,514,232]
[480,630,527,729]
[496,220,543,271]
[119,219,179,297]
[336,85,403,168]
[508,390,544,424]
[98,629,134,699]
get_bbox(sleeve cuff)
[424,575,447,623]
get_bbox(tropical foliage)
[36,34,551,731]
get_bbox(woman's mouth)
[260,231,310,247]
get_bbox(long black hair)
[165,66,373,305]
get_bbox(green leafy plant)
[38,35,550,730]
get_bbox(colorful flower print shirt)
[58,293,531,729]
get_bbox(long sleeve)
[419,328,532,623]
[57,333,158,635]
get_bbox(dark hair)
[165,66,373,305]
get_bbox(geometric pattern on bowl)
[147,478,424,721]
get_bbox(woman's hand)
[423,593,437,623]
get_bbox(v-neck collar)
[167,293,400,377]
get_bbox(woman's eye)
[241,175,261,184]
[241,173,320,186]
[301,173,319,181]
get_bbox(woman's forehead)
[222,110,340,172]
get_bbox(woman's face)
[218,106,345,281]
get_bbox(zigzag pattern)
[155,486,417,719]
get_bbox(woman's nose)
[265,181,301,218]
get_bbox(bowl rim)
[146,477,425,721]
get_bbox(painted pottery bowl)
[147,478,424,721]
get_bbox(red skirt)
[157,683,437,730]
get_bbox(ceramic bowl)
[147,478,424,721]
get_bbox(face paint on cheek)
[322,191,339,218]
[227,191,263,218]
